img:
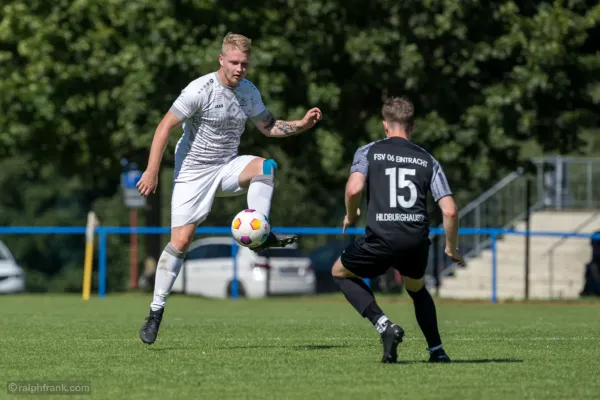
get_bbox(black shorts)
[340,236,430,279]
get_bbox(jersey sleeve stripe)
[350,142,374,176]
[251,109,269,122]
[169,105,187,121]
[431,159,453,201]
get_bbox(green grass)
[1,293,600,400]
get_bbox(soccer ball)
[231,209,270,248]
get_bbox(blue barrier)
[491,232,498,303]
[1,226,599,303]
[231,238,239,300]
[98,231,107,298]
[0,227,86,234]
[93,227,600,301]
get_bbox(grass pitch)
[1,293,599,399]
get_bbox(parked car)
[171,236,315,298]
[0,240,25,294]
[308,238,353,293]
[308,238,403,294]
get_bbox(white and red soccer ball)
[231,209,270,248]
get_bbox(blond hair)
[221,32,252,55]
[382,96,415,129]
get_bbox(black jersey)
[350,137,453,251]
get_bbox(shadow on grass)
[293,344,349,351]
[212,344,350,351]
[143,346,198,351]
[394,358,524,365]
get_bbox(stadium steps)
[438,210,600,300]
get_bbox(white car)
[171,236,315,299]
[0,240,25,294]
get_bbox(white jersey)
[169,71,268,170]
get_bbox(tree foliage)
[0,0,598,290]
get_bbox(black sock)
[333,277,385,325]
[407,286,442,349]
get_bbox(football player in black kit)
[332,96,465,363]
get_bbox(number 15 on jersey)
[385,168,417,208]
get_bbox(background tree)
[0,0,598,292]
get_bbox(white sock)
[375,315,389,333]
[247,175,274,218]
[150,243,186,311]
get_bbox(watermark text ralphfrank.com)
[7,381,91,396]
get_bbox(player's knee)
[404,276,425,293]
[249,159,277,187]
[331,258,353,278]
[331,259,344,277]
[170,228,196,252]
[170,237,192,252]
[262,158,277,176]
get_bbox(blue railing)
[1,226,599,303]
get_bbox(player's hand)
[342,209,360,233]
[136,170,159,197]
[301,107,322,130]
[444,247,465,267]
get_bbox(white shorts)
[171,155,258,228]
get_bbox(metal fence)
[2,226,599,303]
[535,156,600,210]
[431,157,600,277]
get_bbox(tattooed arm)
[255,114,304,137]
[253,108,322,138]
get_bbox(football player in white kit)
[137,33,322,344]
